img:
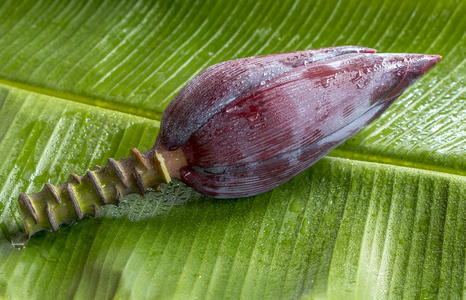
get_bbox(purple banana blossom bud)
[156,46,441,198]
[18,46,441,236]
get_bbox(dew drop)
[352,72,363,84]
[225,106,235,113]
[321,78,331,88]
[300,218,312,235]
[10,231,29,249]
[181,169,192,179]
[247,114,258,122]
[289,200,304,212]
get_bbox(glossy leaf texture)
[0,0,465,299]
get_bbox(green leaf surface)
[0,0,465,298]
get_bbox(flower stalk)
[18,148,170,236]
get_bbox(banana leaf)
[0,0,465,298]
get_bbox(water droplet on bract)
[225,106,235,113]
[260,81,266,85]
[321,78,330,88]
[352,73,362,84]
[247,114,258,122]
[181,170,192,180]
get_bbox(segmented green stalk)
[18,148,171,237]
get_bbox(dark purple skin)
[155,47,441,198]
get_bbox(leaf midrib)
[328,150,466,178]
[1,78,464,180]
[0,77,162,120]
